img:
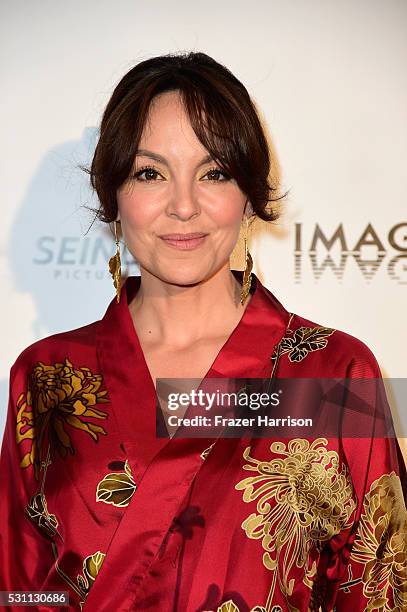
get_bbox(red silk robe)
[0,270,406,612]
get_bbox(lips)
[159,233,208,251]
[159,233,208,240]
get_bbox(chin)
[151,263,214,288]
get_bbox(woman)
[0,52,406,612]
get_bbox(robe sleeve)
[0,361,55,594]
[332,438,407,611]
[313,343,407,611]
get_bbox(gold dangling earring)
[240,216,253,306]
[108,220,122,303]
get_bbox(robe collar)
[85,272,294,611]
[98,269,290,376]
[96,270,292,473]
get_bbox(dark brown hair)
[84,51,286,224]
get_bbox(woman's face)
[116,90,250,287]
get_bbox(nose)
[165,179,201,221]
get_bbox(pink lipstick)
[159,233,208,251]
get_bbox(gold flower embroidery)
[217,603,241,612]
[16,359,110,479]
[201,442,216,461]
[272,326,335,363]
[77,550,106,610]
[217,601,281,612]
[96,459,137,507]
[25,492,59,538]
[235,438,355,605]
[347,472,407,611]
[52,547,105,609]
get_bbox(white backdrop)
[1,0,406,444]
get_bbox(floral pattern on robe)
[0,271,405,612]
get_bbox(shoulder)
[10,320,100,385]
[286,312,382,377]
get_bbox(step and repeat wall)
[1,1,406,448]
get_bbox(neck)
[128,264,252,350]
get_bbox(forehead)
[143,91,187,131]
[149,90,184,112]
[139,91,206,153]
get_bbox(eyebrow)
[135,149,214,168]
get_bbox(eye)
[132,165,164,182]
[202,167,231,182]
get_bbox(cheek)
[117,190,158,228]
[208,190,246,226]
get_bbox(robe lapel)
[84,270,291,611]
